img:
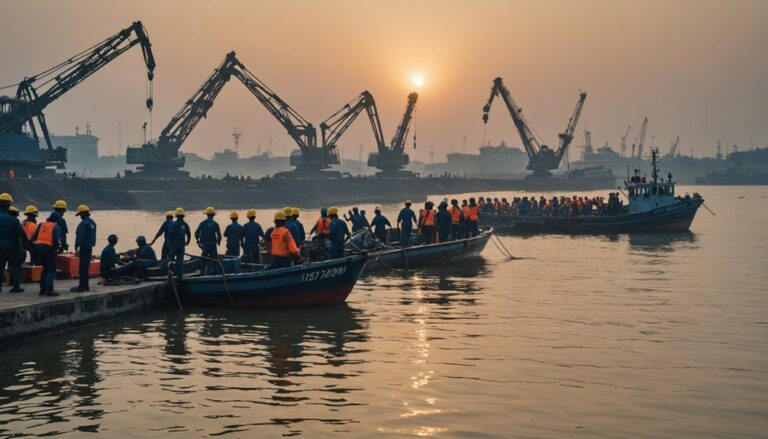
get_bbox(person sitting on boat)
[224,211,244,257]
[466,198,480,237]
[328,207,350,259]
[242,209,264,264]
[436,201,452,243]
[397,201,418,248]
[133,235,159,279]
[268,211,302,269]
[370,207,391,244]
[418,201,437,245]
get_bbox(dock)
[0,278,170,345]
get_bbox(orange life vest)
[419,209,435,227]
[35,221,55,246]
[271,226,299,257]
[468,205,479,221]
[449,206,462,225]
[462,205,471,220]
[22,220,37,240]
[315,217,330,236]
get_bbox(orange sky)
[2,0,767,162]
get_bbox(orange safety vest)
[22,220,37,240]
[271,226,299,257]
[462,205,471,221]
[34,221,55,246]
[449,206,462,225]
[315,217,330,236]
[468,205,479,221]
[419,209,435,227]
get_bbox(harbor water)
[0,186,766,438]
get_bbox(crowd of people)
[470,194,627,217]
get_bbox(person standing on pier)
[52,200,69,254]
[242,209,264,264]
[71,205,96,292]
[150,211,174,260]
[32,212,63,296]
[224,211,244,257]
[21,206,39,265]
[0,194,27,293]
[167,208,191,276]
[397,201,417,248]
[195,207,222,275]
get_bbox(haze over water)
[0,186,766,438]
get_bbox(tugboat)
[484,149,704,234]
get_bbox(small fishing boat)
[481,150,704,234]
[179,254,367,308]
[355,227,494,272]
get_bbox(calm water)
[1,186,766,438]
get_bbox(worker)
[100,234,127,281]
[195,206,222,275]
[370,207,391,243]
[449,199,463,241]
[467,197,480,237]
[436,201,452,243]
[150,211,175,260]
[224,211,244,257]
[32,212,62,296]
[134,236,159,278]
[0,195,27,293]
[167,208,191,277]
[310,207,331,240]
[282,207,300,243]
[22,205,39,265]
[289,207,306,246]
[397,200,417,247]
[418,201,437,244]
[358,210,370,230]
[268,211,301,269]
[71,205,96,292]
[328,206,350,259]
[52,200,69,254]
[6,206,25,292]
[242,209,264,264]
[345,207,363,232]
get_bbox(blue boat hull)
[179,255,367,308]
[483,199,703,234]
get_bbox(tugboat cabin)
[626,149,677,214]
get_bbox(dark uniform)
[242,219,264,263]
[370,212,391,243]
[195,217,221,274]
[74,216,97,291]
[167,217,191,275]
[328,217,350,259]
[224,221,244,257]
[397,206,417,248]
[0,207,27,292]
[152,218,174,260]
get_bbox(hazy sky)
[2,0,767,162]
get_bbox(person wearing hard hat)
[310,208,331,241]
[166,208,191,276]
[194,207,221,274]
[0,193,28,293]
[242,209,264,264]
[21,206,39,264]
[150,211,175,260]
[52,200,69,254]
[327,206,350,259]
[71,205,96,292]
[267,210,301,269]
[32,212,63,296]
[287,207,305,247]
[223,211,244,257]
[397,200,418,248]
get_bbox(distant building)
[49,124,99,163]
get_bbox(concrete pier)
[0,278,170,345]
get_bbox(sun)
[412,75,425,88]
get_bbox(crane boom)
[620,124,631,157]
[389,92,418,152]
[320,91,385,152]
[669,136,680,157]
[482,77,543,160]
[554,91,587,163]
[636,117,648,158]
[1,21,155,152]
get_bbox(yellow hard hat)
[291,207,300,216]
[165,211,174,218]
[229,211,239,219]
[175,207,186,216]
[246,209,256,218]
[204,206,216,216]
[274,211,286,221]
[282,207,293,216]
[75,204,90,216]
[0,193,12,203]
[24,205,38,215]
[53,200,67,210]
[9,205,19,213]
[405,200,412,205]
[328,206,339,215]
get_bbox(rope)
[165,261,183,311]
[185,253,235,310]
[702,202,716,216]
[490,231,515,259]
[346,239,402,272]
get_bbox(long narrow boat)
[179,254,367,308]
[357,227,493,272]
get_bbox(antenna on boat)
[651,148,659,184]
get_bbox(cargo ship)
[695,148,768,185]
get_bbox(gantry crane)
[0,21,155,176]
[482,77,586,177]
[127,52,239,177]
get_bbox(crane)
[620,124,631,157]
[0,21,155,176]
[320,90,385,157]
[667,136,680,158]
[368,92,419,175]
[632,117,648,159]
[482,77,586,177]
[127,52,239,177]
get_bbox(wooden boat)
[179,254,367,308]
[481,150,704,234]
[357,227,493,272]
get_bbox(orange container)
[22,265,43,282]
[55,253,101,278]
